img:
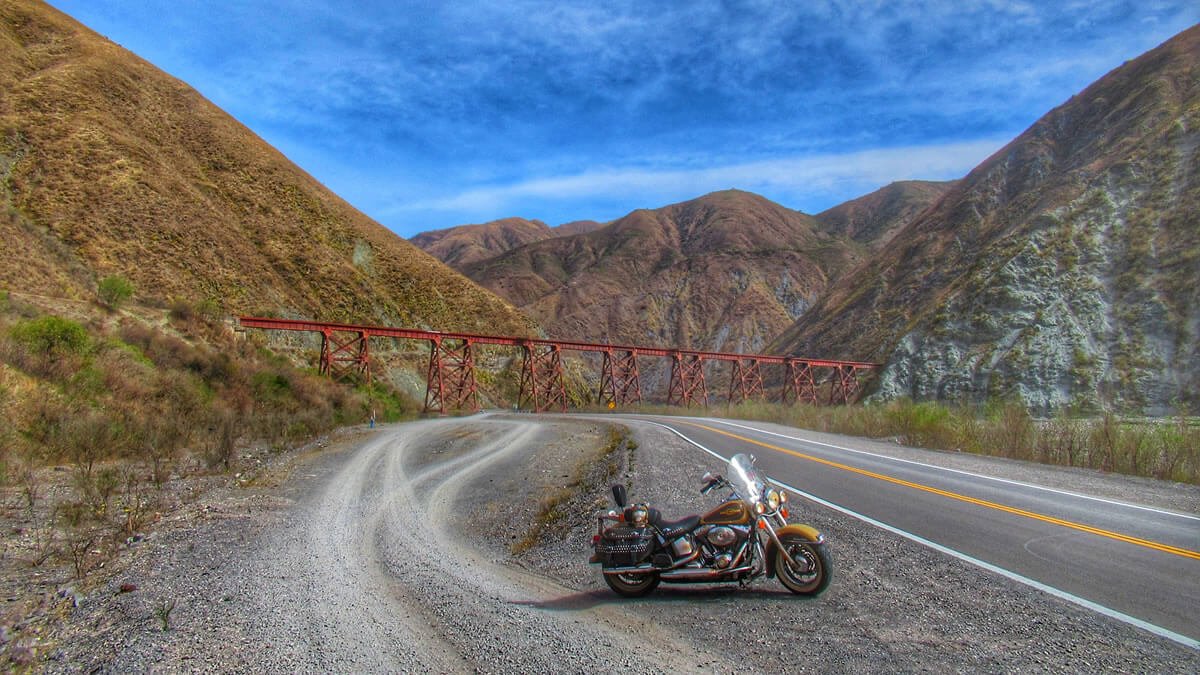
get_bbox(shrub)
[98,275,134,309]
[10,315,88,356]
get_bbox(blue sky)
[49,1,1199,237]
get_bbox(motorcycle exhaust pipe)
[659,564,753,581]
[601,563,656,576]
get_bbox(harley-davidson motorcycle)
[590,453,831,597]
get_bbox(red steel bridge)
[238,317,880,414]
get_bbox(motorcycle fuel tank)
[701,499,749,525]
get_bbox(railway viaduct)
[238,317,879,415]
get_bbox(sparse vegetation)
[97,275,134,309]
[0,291,421,664]
[649,399,1200,484]
[155,597,177,631]
[512,426,632,554]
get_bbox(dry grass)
[0,291,421,666]
[630,399,1200,485]
[511,427,631,554]
[0,0,534,336]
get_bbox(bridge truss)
[239,317,879,414]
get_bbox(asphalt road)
[634,415,1200,647]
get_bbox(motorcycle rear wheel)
[603,571,660,597]
[775,537,831,596]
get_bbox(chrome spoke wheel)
[775,538,831,596]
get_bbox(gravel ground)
[41,413,1200,672]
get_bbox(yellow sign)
[607,401,616,410]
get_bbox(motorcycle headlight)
[754,502,766,515]
[779,490,788,503]
[766,489,780,512]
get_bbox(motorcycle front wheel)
[603,571,660,597]
[775,537,831,596]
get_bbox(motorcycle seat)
[652,513,701,539]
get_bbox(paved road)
[635,415,1200,647]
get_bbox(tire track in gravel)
[277,417,733,672]
[262,423,465,672]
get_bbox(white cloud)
[395,138,1006,215]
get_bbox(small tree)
[10,315,89,356]
[98,275,134,309]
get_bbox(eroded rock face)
[775,25,1200,414]
[876,134,1198,414]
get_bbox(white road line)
[642,420,1200,652]
[684,416,1200,522]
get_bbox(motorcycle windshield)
[728,453,766,508]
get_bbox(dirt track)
[46,414,1200,672]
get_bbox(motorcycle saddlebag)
[598,525,655,567]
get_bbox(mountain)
[772,26,1200,414]
[814,180,956,250]
[458,189,858,353]
[410,217,555,268]
[411,217,604,268]
[0,0,532,335]
[554,220,604,237]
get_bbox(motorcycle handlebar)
[700,475,725,495]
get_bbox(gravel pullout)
[46,413,1200,672]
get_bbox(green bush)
[10,315,89,356]
[98,275,134,309]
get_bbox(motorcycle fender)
[765,523,824,579]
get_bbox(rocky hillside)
[815,180,955,250]
[0,0,532,335]
[772,25,1200,414]
[411,217,602,268]
[458,190,857,353]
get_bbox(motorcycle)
[590,452,831,597]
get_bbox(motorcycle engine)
[695,524,749,568]
[706,526,737,547]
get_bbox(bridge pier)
[599,349,642,407]
[780,359,818,405]
[424,337,480,414]
[518,343,567,412]
[831,364,865,405]
[667,352,709,408]
[319,328,371,383]
[728,358,765,405]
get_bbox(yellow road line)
[682,421,1200,561]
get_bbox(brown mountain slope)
[461,189,857,353]
[554,220,604,237]
[0,0,532,335]
[410,217,554,268]
[411,217,605,268]
[772,25,1200,414]
[815,180,956,250]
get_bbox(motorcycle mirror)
[611,484,627,507]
